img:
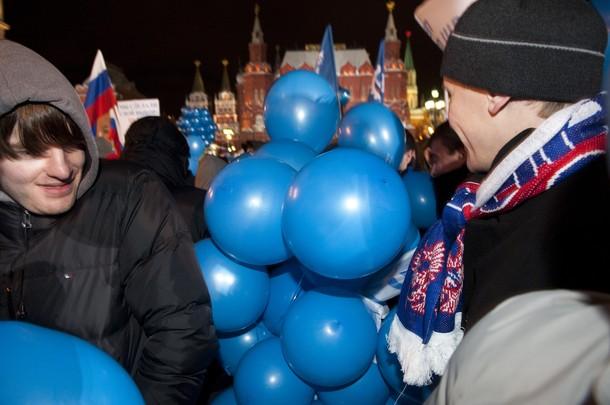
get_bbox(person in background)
[121,116,207,242]
[389,0,609,392]
[0,40,217,404]
[399,130,418,174]
[195,153,227,191]
[424,121,469,215]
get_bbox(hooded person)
[121,116,207,242]
[0,40,217,404]
[388,0,609,390]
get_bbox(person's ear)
[487,94,511,116]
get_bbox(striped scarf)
[388,94,608,386]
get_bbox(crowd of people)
[0,0,609,404]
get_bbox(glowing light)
[213,269,236,294]
[431,89,440,98]
[435,100,446,110]
[343,195,360,212]
[424,100,435,110]
[381,128,390,141]
[295,107,307,122]
[248,196,263,209]
[368,135,377,145]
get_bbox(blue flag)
[369,39,385,102]
[315,25,338,92]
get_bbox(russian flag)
[369,39,385,102]
[84,50,122,159]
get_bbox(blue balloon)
[264,70,340,153]
[338,87,351,107]
[0,322,143,404]
[402,169,437,230]
[255,140,317,171]
[283,148,411,279]
[262,259,309,335]
[281,288,377,387]
[234,338,315,405]
[376,308,405,394]
[317,362,390,405]
[194,239,270,333]
[210,387,238,405]
[218,322,273,376]
[337,102,406,170]
[205,157,296,265]
[301,265,369,293]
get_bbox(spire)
[404,31,415,70]
[385,1,398,41]
[191,60,205,94]
[220,59,231,92]
[251,3,264,44]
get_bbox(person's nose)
[45,147,73,180]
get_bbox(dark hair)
[428,121,464,153]
[0,103,86,159]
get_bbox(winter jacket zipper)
[14,209,30,319]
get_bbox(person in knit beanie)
[387,0,610,400]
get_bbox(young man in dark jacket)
[0,40,217,404]
[388,0,609,389]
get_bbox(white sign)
[115,99,161,144]
[414,0,477,50]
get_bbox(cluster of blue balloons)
[176,107,217,174]
[200,69,438,404]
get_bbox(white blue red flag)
[84,50,122,159]
[369,39,385,102]
[315,25,338,93]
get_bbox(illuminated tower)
[237,4,274,143]
[186,60,209,109]
[214,59,240,154]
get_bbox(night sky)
[4,0,443,116]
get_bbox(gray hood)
[0,40,99,203]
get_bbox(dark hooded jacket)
[121,117,207,242]
[0,40,217,404]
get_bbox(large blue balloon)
[205,157,296,265]
[283,148,411,279]
[234,338,315,405]
[218,322,273,376]
[255,140,317,171]
[337,102,406,169]
[0,322,143,404]
[263,259,309,335]
[210,387,238,405]
[402,169,437,230]
[281,288,377,387]
[317,361,390,405]
[194,239,270,333]
[264,70,341,153]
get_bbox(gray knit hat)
[441,0,608,102]
[0,40,99,202]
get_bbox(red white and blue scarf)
[388,94,608,386]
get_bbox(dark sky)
[4,0,443,116]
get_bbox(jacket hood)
[0,40,99,204]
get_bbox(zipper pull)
[21,210,32,230]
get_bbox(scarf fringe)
[387,313,464,386]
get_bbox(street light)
[425,89,446,127]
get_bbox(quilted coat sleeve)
[118,170,217,404]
